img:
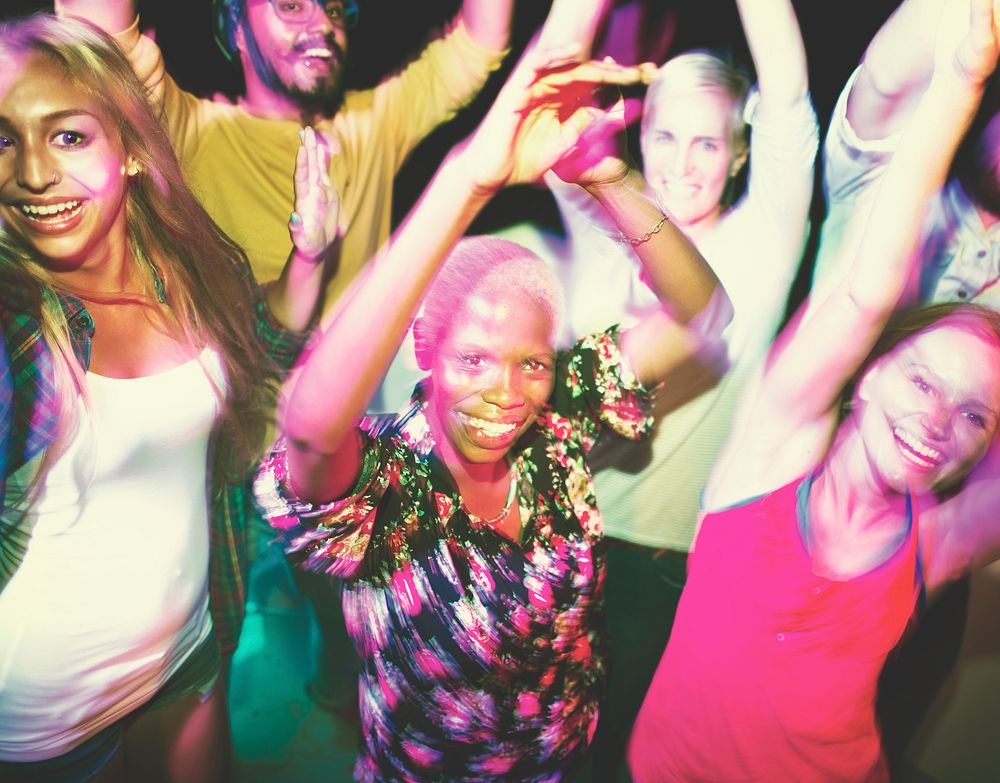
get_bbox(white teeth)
[302,48,332,58]
[894,427,944,465]
[20,201,81,218]
[463,415,517,437]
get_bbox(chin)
[289,79,344,116]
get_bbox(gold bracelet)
[618,213,669,246]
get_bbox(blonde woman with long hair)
[0,14,330,782]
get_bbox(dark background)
[2,0,902,311]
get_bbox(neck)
[239,84,316,123]
[675,205,725,246]
[818,420,908,527]
[440,443,509,496]
[52,218,133,294]
[424,408,510,497]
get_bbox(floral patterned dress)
[255,329,653,782]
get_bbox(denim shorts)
[0,630,221,783]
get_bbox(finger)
[304,126,320,190]
[526,60,651,99]
[293,136,309,200]
[317,139,334,190]
[622,96,644,126]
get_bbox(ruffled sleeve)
[549,326,654,453]
[254,432,390,579]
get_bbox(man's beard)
[245,29,346,118]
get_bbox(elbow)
[689,284,733,342]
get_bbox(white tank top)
[0,348,225,761]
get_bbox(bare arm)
[458,0,612,55]
[583,172,731,388]
[707,0,1000,505]
[847,0,947,140]
[736,0,809,116]
[919,444,1000,594]
[457,0,514,52]
[283,54,652,503]
[547,67,730,389]
[533,0,612,56]
[265,128,333,331]
[54,0,135,34]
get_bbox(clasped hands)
[463,45,658,195]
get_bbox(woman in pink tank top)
[630,2,1000,781]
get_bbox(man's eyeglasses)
[269,0,359,29]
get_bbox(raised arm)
[847,0,948,141]
[736,0,809,115]
[264,127,334,330]
[532,0,612,56]
[919,439,1000,594]
[282,54,652,503]
[54,0,135,35]
[457,0,514,52]
[550,104,731,387]
[707,0,1000,504]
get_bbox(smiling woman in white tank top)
[0,15,330,782]
[0,350,222,758]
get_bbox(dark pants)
[571,539,688,783]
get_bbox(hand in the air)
[289,126,340,263]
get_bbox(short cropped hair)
[641,50,753,160]
[417,237,564,363]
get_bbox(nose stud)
[49,171,58,186]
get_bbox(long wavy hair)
[0,14,279,487]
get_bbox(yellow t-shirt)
[115,19,504,310]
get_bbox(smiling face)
[0,54,130,272]
[640,87,745,233]
[856,322,1000,494]
[423,288,556,469]
[239,0,348,112]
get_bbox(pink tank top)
[629,472,920,783]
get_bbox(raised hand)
[288,126,340,263]
[938,0,1000,86]
[548,59,646,189]
[464,46,656,192]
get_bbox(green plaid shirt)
[1,289,308,655]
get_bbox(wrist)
[291,245,328,266]
[581,165,637,197]
[448,140,506,200]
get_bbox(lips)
[457,412,525,452]
[13,199,85,234]
[892,426,945,470]
[294,37,340,69]
[300,47,333,59]
[460,414,519,438]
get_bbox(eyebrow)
[653,130,723,141]
[0,108,101,126]
[911,362,999,418]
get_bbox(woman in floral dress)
[255,51,732,782]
